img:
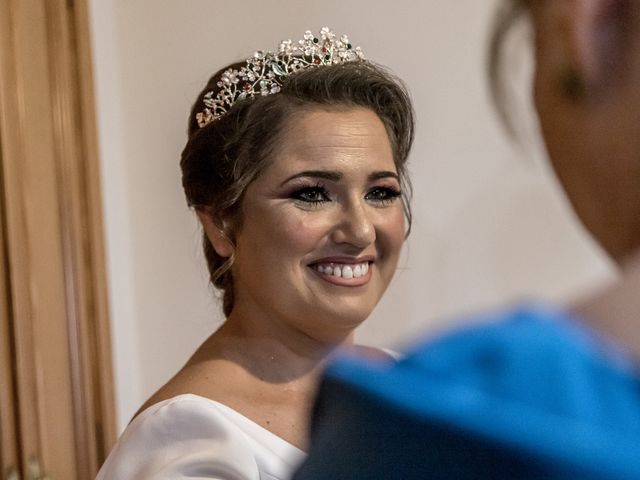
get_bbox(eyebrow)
[369,171,400,182]
[281,170,399,186]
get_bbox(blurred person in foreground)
[294,1,640,478]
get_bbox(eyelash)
[365,186,402,205]
[289,184,401,207]
[290,184,331,206]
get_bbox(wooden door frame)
[0,0,116,477]
[0,137,18,480]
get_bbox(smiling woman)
[96,28,414,479]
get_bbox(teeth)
[315,262,370,279]
[343,266,353,279]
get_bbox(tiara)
[196,27,365,128]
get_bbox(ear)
[539,0,633,98]
[196,208,234,258]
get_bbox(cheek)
[533,66,572,171]
[377,209,406,258]
[534,78,581,188]
[261,208,330,256]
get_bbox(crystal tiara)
[196,27,365,128]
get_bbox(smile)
[314,262,369,278]
[309,260,373,286]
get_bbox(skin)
[140,107,405,449]
[528,0,640,354]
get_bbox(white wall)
[89,0,615,432]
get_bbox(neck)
[208,303,356,385]
[573,250,640,358]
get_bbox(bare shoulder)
[131,339,244,422]
[132,369,198,421]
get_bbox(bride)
[97,27,414,479]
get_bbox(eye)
[365,186,401,206]
[290,185,331,205]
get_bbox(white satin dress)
[96,394,306,480]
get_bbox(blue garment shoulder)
[294,304,640,479]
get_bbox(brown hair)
[180,60,415,317]
[488,0,531,136]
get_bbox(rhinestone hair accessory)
[196,27,365,128]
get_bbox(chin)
[315,303,373,332]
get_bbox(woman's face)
[229,107,405,342]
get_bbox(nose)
[330,199,375,248]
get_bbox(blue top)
[294,304,640,479]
